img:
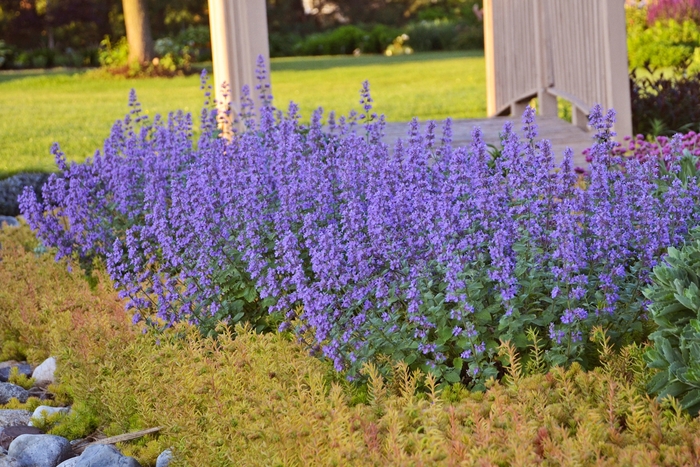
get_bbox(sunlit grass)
[0,51,486,176]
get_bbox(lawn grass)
[0,50,485,176]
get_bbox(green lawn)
[0,50,486,176]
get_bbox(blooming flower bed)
[19,62,700,387]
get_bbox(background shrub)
[630,67,700,136]
[628,19,700,71]
[405,20,482,52]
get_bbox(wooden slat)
[484,0,632,138]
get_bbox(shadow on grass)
[270,50,483,72]
[0,67,89,85]
[0,51,482,84]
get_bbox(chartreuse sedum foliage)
[3,223,700,466]
[645,227,700,416]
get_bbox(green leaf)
[242,286,258,303]
[443,370,461,384]
[232,312,245,323]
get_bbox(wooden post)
[207,0,270,130]
[534,0,558,117]
[603,0,633,138]
[483,0,497,117]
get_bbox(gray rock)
[0,173,50,217]
[0,364,19,371]
[0,365,32,383]
[0,455,18,466]
[73,445,141,467]
[0,217,18,229]
[0,385,28,405]
[8,434,71,467]
[155,449,173,467]
[0,411,31,428]
[31,358,56,385]
[0,427,44,450]
[28,406,70,427]
[55,458,78,467]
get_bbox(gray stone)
[0,455,18,466]
[0,173,50,217]
[155,449,173,467]
[55,458,78,467]
[0,385,28,405]
[0,365,32,384]
[28,406,70,427]
[0,364,19,371]
[31,358,56,385]
[73,445,141,467]
[0,411,31,428]
[0,427,43,450]
[7,434,71,467]
[0,217,18,229]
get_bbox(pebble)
[69,445,141,467]
[0,412,30,428]
[0,385,28,405]
[28,406,70,427]
[0,365,32,384]
[0,217,18,229]
[31,358,56,385]
[156,449,173,467]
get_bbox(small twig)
[71,426,163,455]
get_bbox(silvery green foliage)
[19,58,700,388]
[645,228,700,415]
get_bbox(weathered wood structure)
[483,0,633,138]
[207,0,631,146]
[207,0,269,116]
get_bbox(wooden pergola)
[207,0,632,139]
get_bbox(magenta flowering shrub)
[615,132,700,162]
[19,62,700,387]
[647,0,700,24]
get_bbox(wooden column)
[602,0,633,138]
[207,0,270,123]
[483,0,497,117]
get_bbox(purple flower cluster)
[19,60,700,385]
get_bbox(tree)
[122,0,154,64]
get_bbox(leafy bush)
[294,25,372,55]
[99,35,193,78]
[287,20,482,57]
[628,19,700,71]
[630,67,700,136]
[645,227,700,416]
[154,25,211,68]
[98,36,129,68]
[19,61,700,389]
[405,19,483,52]
[0,41,12,69]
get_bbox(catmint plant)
[20,58,700,388]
